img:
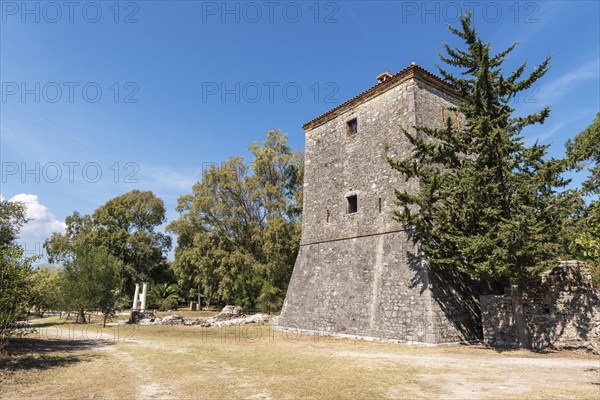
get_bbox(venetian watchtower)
[279,63,479,343]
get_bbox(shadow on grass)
[488,345,555,355]
[0,337,112,372]
[27,321,63,329]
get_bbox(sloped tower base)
[280,232,479,344]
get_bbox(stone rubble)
[127,306,271,327]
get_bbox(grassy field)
[1,316,598,399]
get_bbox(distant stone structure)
[481,261,599,354]
[279,63,481,344]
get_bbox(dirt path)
[325,347,600,399]
[2,323,599,399]
[103,329,600,399]
[64,328,177,400]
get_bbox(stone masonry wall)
[481,261,600,353]
[282,232,436,342]
[280,74,481,344]
[299,78,417,244]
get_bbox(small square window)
[346,195,358,214]
[346,118,358,137]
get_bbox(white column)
[140,282,148,312]
[132,283,140,310]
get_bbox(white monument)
[131,282,148,312]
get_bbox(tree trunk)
[103,313,107,328]
[78,309,86,324]
[510,287,531,349]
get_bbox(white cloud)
[537,58,600,105]
[6,194,66,251]
[138,164,200,193]
[525,120,569,145]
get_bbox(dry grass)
[1,317,598,399]
[0,337,137,399]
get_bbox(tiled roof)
[302,63,461,131]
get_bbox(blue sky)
[1,0,599,260]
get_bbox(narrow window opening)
[378,197,382,213]
[346,118,358,137]
[441,106,461,128]
[326,209,331,223]
[346,195,358,214]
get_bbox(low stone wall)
[481,261,600,353]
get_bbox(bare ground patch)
[1,319,598,399]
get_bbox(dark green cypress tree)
[389,13,571,348]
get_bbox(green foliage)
[168,130,303,310]
[255,281,284,312]
[576,224,600,288]
[28,266,63,316]
[61,246,125,326]
[564,201,600,288]
[566,112,600,195]
[0,200,36,342]
[0,246,35,340]
[588,264,600,290]
[559,114,600,288]
[389,14,569,284]
[45,190,172,292]
[0,200,28,247]
[147,282,182,311]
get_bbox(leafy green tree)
[0,200,28,248]
[168,130,303,311]
[563,113,600,286]
[388,14,569,348]
[572,203,600,288]
[61,246,125,326]
[566,112,600,195]
[29,266,63,316]
[0,200,35,343]
[147,282,182,311]
[0,246,35,342]
[44,212,93,264]
[45,190,172,293]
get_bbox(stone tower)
[279,63,480,344]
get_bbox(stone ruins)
[481,261,599,354]
[132,282,148,312]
